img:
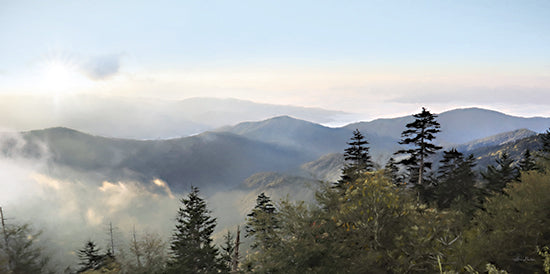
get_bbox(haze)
[1,0,550,121]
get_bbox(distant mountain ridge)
[2,106,549,196]
[0,95,347,139]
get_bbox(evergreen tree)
[245,192,279,251]
[220,230,235,271]
[76,240,102,272]
[435,149,477,209]
[0,223,52,274]
[336,129,373,188]
[168,186,222,273]
[394,107,442,187]
[542,128,550,155]
[519,149,537,172]
[384,157,401,185]
[482,152,520,194]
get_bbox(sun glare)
[39,58,82,94]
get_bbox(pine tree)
[77,240,102,272]
[246,193,279,251]
[384,157,401,185]
[542,128,550,155]
[435,149,477,208]
[336,129,373,188]
[394,107,442,187]
[0,222,52,274]
[168,186,222,273]
[519,149,537,172]
[482,152,520,194]
[220,230,235,271]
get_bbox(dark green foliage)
[245,192,279,251]
[464,166,550,273]
[395,107,442,187]
[168,186,223,273]
[384,157,401,185]
[77,240,102,272]
[336,129,373,188]
[482,152,520,194]
[434,149,478,209]
[220,230,234,271]
[519,149,537,172]
[542,128,550,154]
[0,223,52,274]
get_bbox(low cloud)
[80,54,122,80]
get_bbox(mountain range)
[2,105,549,196]
[0,95,346,139]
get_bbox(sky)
[1,0,550,119]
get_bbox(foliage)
[464,168,550,272]
[220,230,235,271]
[123,231,167,274]
[481,152,519,194]
[336,129,373,189]
[434,149,479,210]
[167,186,223,273]
[395,107,442,189]
[384,157,402,185]
[519,149,537,172]
[0,223,53,274]
[245,192,279,251]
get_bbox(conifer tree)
[384,157,401,185]
[168,186,222,273]
[394,107,442,187]
[220,230,235,271]
[519,149,537,172]
[77,240,102,272]
[542,128,550,155]
[246,192,279,251]
[336,129,373,188]
[435,149,477,208]
[482,152,520,194]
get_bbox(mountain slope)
[10,127,311,193]
[218,115,400,161]
[0,95,347,139]
[346,107,550,146]
[456,129,537,152]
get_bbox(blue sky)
[1,0,549,118]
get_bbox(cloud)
[387,86,550,106]
[80,54,122,80]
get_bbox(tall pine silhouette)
[395,107,442,187]
[168,186,223,273]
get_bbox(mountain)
[346,107,550,146]
[218,115,400,161]
[466,134,544,169]
[456,129,537,152]
[0,95,347,139]
[8,127,311,193]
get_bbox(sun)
[39,57,82,94]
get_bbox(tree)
[336,129,373,188]
[220,230,235,271]
[245,192,279,251]
[519,149,537,172]
[167,186,222,273]
[0,222,53,274]
[394,107,442,188]
[384,157,401,185]
[464,169,550,272]
[482,152,520,194]
[541,128,550,155]
[124,230,167,274]
[76,240,103,273]
[434,149,478,209]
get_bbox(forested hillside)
[1,107,550,273]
